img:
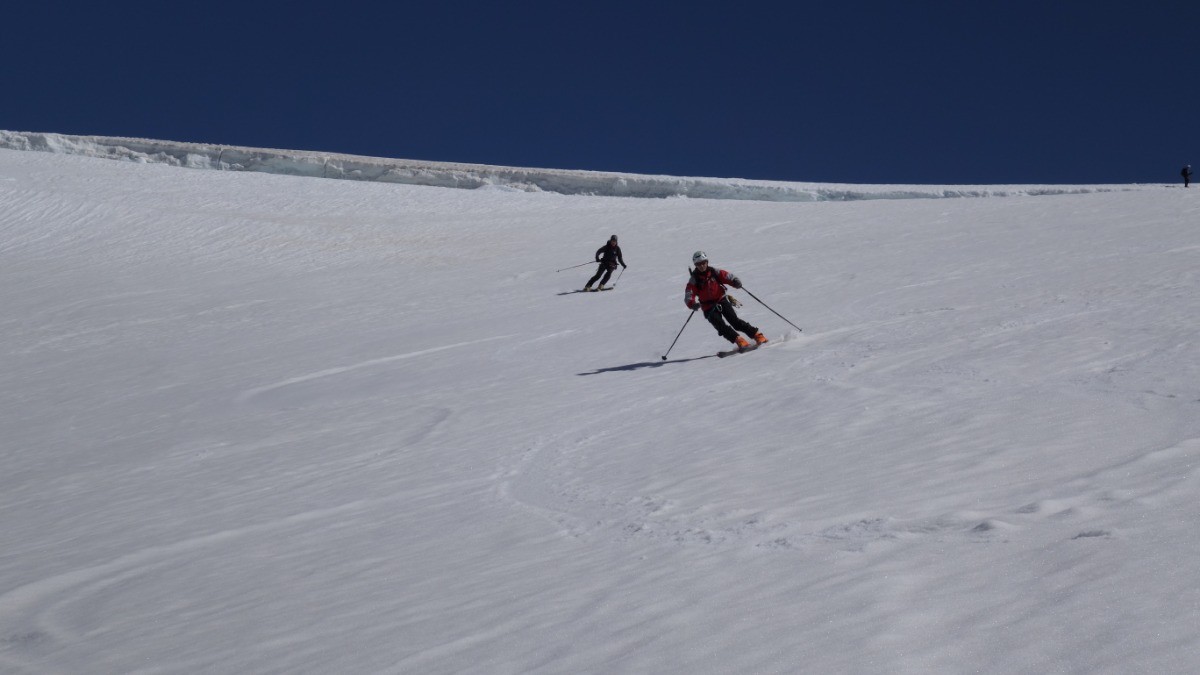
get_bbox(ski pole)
[556,261,595,272]
[661,310,695,360]
[610,266,626,288]
[742,288,803,333]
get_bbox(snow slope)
[1,146,1198,674]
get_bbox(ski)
[717,343,759,358]
[558,287,614,295]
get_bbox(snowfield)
[1,141,1199,674]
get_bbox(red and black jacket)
[685,267,741,312]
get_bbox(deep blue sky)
[4,1,1196,184]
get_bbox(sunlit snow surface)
[2,145,1199,673]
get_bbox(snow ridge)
[0,130,1136,202]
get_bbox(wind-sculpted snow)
[0,130,1135,201]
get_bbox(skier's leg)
[585,265,605,288]
[704,306,740,342]
[599,266,614,286]
[718,299,759,337]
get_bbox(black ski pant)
[587,263,615,287]
[704,297,758,343]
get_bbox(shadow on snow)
[577,354,715,375]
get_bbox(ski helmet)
[692,250,708,264]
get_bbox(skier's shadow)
[577,354,714,375]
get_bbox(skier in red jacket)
[685,251,768,350]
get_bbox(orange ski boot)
[754,332,769,345]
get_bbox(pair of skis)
[716,342,761,358]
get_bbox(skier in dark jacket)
[1183,165,1193,187]
[685,250,767,350]
[584,235,626,291]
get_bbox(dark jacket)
[595,243,626,269]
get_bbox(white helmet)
[692,250,708,264]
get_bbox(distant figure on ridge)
[685,251,767,351]
[584,235,626,291]
[1183,164,1193,188]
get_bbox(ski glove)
[730,279,742,288]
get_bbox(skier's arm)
[717,269,743,288]
[685,284,700,310]
[595,246,605,262]
[617,246,626,268]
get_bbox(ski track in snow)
[236,335,516,404]
[496,405,1200,554]
[498,318,1200,557]
[0,500,367,671]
